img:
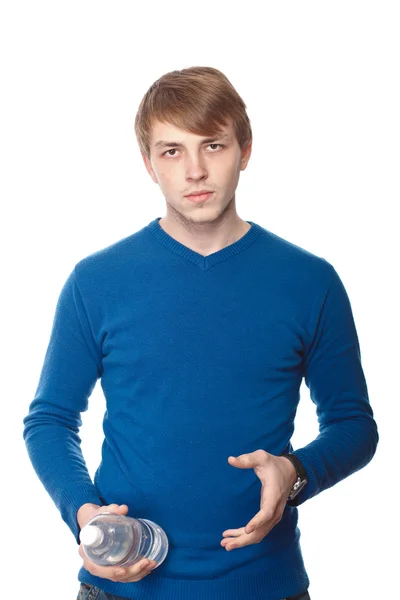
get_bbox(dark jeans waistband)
[76,582,310,600]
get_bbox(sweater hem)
[77,546,309,600]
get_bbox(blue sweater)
[23,217,378,600]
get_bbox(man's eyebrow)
[154,134,230,148]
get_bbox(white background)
[1,1,398,599]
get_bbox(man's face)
[142,118,252,225]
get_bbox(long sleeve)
[288,262,379,506]
[22,266,104,543]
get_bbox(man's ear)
[240,140,252,171]
[141,152,158,184]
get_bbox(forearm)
[23,266,105,543]
[288,412,378,506]
[23,404,103,544]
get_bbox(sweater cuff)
[285,447,324,507]
[57,483,103,544]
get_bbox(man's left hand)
[221,449,297,551]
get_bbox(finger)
[81,553,124,579]
[245,507,276,534]
[221,526,255,550]
[245,517,260,534]
[113,559,157,582]
[222,527,246,537]
[221,532,253,551]
[85,558,147,582]
[221,524,274,550]
[81,555,156,583]
[78,544,86,560]
[102,503,129,513]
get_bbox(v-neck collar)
[147,217,262,271]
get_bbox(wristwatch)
[280,453,308,505]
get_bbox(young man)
[23,66,378,600]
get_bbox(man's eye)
[162,144,224,157]
[163,149,178,156]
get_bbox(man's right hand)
[77,502,157,583]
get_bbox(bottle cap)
[80,524,104,547]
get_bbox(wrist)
[279,456,298,488]
[280,452,308,504]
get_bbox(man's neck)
[158,217,251,257]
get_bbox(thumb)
[228,454,252,468]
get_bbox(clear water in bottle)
[79,512,169,568]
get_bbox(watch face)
[289,478,308,499]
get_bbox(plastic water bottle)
[79,512,169,568]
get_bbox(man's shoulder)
[257,223,334,279]
[73,222,150,278]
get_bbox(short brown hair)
[134,66,252,160]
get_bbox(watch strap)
[280,452,308,506]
